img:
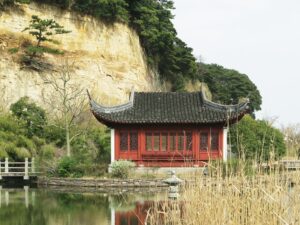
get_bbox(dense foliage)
[230,115,286,161]
[197,63,262,114]
[124,0,197,89]
[10,96,47,137]
[1,97,110,176]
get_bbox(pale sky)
[172,0,300,127]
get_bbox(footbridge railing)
[0,158,37,180]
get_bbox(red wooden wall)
[114,126,224,167]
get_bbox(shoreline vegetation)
[145,168,300,225]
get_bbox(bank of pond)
[0,184,167,225]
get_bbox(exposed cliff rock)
[0,3,161,111]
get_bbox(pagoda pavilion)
[88,90,249,167]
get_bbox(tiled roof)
[88,91,249,126]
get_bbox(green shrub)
[15,147,31,160]
[8,47,19,54]
[0,115,25,134]
[10,96,47,138]
[0,149,8,159]
[16,135,36,155]
[34,0,70,9]
[26,46,64,55]
[110,160,135,179]
[44,125,66,147]
[87,127,110,163]
[57,156,83,177]
[4,143,30,160]
[32,136,46,149]
[40,144,56,160]
[72,0,129,23]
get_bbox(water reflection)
[0,186,165,225]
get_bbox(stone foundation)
[38,177,168,188]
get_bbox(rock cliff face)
[0,3,160,111]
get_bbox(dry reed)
[146,168,300,225]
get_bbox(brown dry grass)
[146,169,300,225]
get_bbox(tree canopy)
[22,15,70,57]
[197,63,262,115]
[230,115,286,161]
[10,96,47,138]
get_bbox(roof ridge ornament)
[201,91,249,112]
[86,89,134,113]
[129,87,135,102]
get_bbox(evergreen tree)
[197,63,262,115]
[230,115,286,161]
[10,97,47,138]
[22,15,70,57]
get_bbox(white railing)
[0,158,36,180]
[0,186,35,208]
[279,160,300,169]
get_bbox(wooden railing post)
[4,158,8,173]
[24,186,29,208]
[31,157,35,173]
[5,191,9,206]
[24,158,29,180]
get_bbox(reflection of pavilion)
[112,202,149,225]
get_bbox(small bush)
[44,125,66,147]
[8,47,19,54]
[110,160,135,179]
[26,46,64,55]
[57,156,83,177]
[32,136,46,149]
[15,147,31,160]
[0,149,8,159]
[16,135,36,155]
[40,144,56,160]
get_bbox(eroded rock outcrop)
[0,3,161,110]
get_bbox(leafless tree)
[42,60,87,157]
[281,124,300,158]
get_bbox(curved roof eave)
[201,91,250,113]
[87,89,134,113]
[88,90,250,126]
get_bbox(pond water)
[0,185,166,225]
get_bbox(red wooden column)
[192,130,199,164]
[115,129,119,160]
[219,128,224,159]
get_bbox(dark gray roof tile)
[89,91,249,126]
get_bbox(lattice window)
[169,133,176,151]
[211,132,219,151]
[177,132,184,151]
[153,133,160,151]
[161,133,168,151]
[186,132,193,151]
[120,132,128,151]
[130,132,138,151]
[146,133,152,151]
[200,132,208,151]
[145,131,193,152]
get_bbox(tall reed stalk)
[146,165,300,225]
